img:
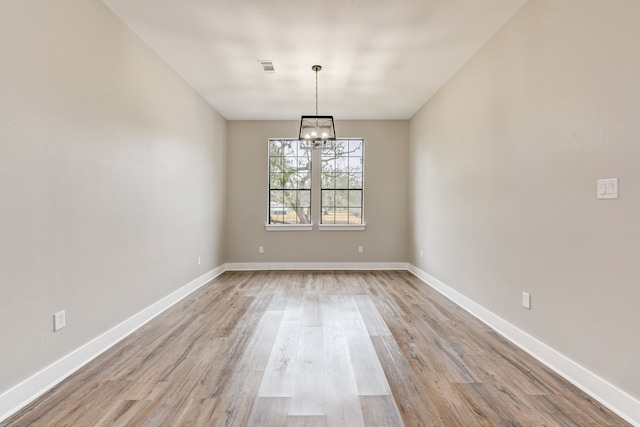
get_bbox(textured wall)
[409,0,640,399]
[0,0,227,393]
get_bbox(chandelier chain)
[315,68,319,116]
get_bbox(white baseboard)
[225,262,409,271]
[407,264,640,426]
[0,265,226,423]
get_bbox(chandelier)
[299,65,336,149]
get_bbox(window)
[267,138,364,229]
[321,139,364,225]
[268,139,311,224]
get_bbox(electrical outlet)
[358,246,364,253]
[522,292,531,310]
[259,246,264,254]
[197,256,201,266]
[54,310,66,332]
[420,250,423,259]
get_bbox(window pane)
[270,210,284,223]
[321,155,335,174]
[270,173,283,189]
[284,176,296,189]
[270,156,284,171]
[284,156,297,172]
[282,172,303,189]
[269,140,283,155]
[270,190,284,205]
[335,173,349,188]
[322,190,335,207]
[283,142,296,157]
[334,140,348,153]
[349,140,363,156]
[349,156,362,172]
[335,190,348,207]
[295,207,311,224]
[349,190,362,208]
[321,171,335,188]
[283,190,295,209]
[298,171,311,188]
[269,189,285,223]
[297,156,310,169]
[349,208,362,224]
[298,190,311,208]
[349,172,362,189]
[335,155,348,172]
[334,208,349,224]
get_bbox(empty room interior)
[1,0,639,425]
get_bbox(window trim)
[318,224,366,231]
[265,223,313,231]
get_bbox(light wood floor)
[2,271,630,426]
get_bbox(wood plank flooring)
[1,271,630,426]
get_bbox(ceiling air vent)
[258,60,275,74]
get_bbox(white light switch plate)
[597,178,618,199]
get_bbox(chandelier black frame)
[299,65,336,149]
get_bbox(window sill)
[265,224,313,232]
[318,224,366,231]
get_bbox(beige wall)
[409,0,640,399]
[226,120,409,264]
[0,0,227,393]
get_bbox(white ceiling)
[100,0,526,121]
